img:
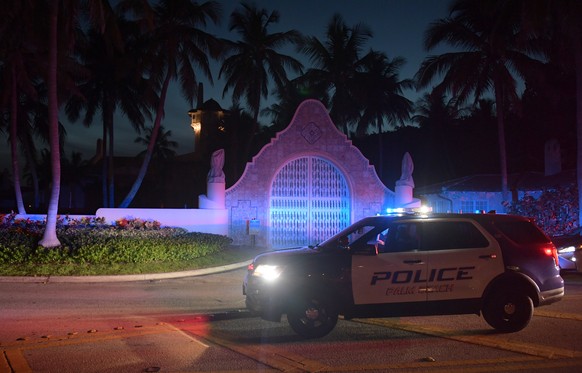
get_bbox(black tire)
[287,295,338,339]
[482,291,534,333]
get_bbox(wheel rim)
[305,307,320,320]
[503,302,516,315]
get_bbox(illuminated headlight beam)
[252,264,284,281]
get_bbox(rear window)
[495,221,549,244]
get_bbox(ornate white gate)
[270,156,350,248]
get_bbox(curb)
[0,259,252,284]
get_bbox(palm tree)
[61,151,91,210]
[65,15,151,208]
[0,0,43,215]
[412,92,464,129]
[354,50,413,179]
[527,1,582,226]
[262,79,321,132]
[39,0,63,247]
[550,1,582,226]
[119,0,222,208]
[355,52,413,135]
[298,14,373,133]
[39,0,120,247]
[16,93,51,212]
[219,2,303,146]
[412,92,465,179]
[222,104,255,182]
[134,125,178,161]
[415,0,544,205]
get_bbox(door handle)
[479,254,497,259]
[403,259,424,264]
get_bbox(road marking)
[1,350,32,373]
[353,318,582,359]
[534,309,582,321]
[316,356,582,372]
[1,322,204,373]
[322,357,582,373]
[179,319,582,373]
[163,323,210,348]
[182,325,328,372]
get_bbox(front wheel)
[287,295,338,339]
[482,291,533,333]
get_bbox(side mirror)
[338,236,349,247]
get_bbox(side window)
[421,221,489,251]
[495,221,549,244]
[385,223,420,252]
[343,225,376,252]
[347,225,375,246]
[346,224,391,254]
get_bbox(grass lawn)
[0,215,269,276]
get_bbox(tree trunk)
[101,120,108,207]
[10,65,27,214]
[21,135,41,210]
[242,95,262,164]
[39,0,61,248]
[575,38,582,227]
[377,120,384,181]
[105,100,115,208]
[494,77,509,208]
[118,72,172,208]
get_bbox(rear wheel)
[287,295,338,339]
[482,291,533,333]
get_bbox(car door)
[351,221,428,305]
[421,219,505,302]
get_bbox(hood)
[252,246,320,266]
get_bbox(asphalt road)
[1,270,581,372]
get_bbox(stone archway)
[225,99,394,247]
[270,156,350,248]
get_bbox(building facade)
[225,100,395,248]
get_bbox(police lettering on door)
[370,266,475,295]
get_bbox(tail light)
[247,263,255,272]
[543,244,559,267]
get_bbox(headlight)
[252,264,284,281]
[558,246,576,254]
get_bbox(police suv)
[243,212,564,338]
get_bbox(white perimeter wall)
[96,208,229,235]
[15,209,229,236]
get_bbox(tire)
[287,294,338,339]
[482,291,534,333]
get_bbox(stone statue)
[208,149,225,183]
[397,152,414,188]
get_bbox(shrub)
[505,184,578,236]
[0,218,233,268]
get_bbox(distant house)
[416,139,575,213]
[416,170,576,214]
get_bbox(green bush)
[0,217,233,269]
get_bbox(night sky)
[1,0,451,169]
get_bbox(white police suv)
[243,212,564,338]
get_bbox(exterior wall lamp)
[188,109,201,151]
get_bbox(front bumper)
[243,274,286,321]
